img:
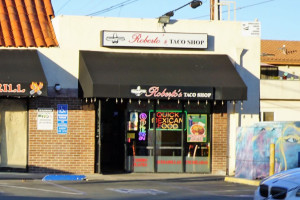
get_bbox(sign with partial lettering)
[242,22,260,37]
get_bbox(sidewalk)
[0,172,261,186]
[86,173,225,182]
[0,172,224,182]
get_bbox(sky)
[51,0,300,41]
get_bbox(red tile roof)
[0,0,58,47]
[261,40,300,65]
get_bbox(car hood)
[261,168,300,185]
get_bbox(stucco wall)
[261,101,300,121]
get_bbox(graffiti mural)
[235,122,300,179]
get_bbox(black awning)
[79,51,247,101]
[0,50,47,97]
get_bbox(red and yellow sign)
[0,83,25,93]
[150,111,184,131]
[30,82,44,95]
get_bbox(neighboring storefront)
[0,50,47,171]
[260,40,300,122]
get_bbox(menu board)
[187,114,207,142]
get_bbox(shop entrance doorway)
[100,100,126,174]
[125,100,211,173]
[0,99,27,172]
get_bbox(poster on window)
[187,114,207,142]
[128,112,138,131]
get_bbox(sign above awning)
[102,31,208,49]
[79,51,247,101]
[0,50,48,97]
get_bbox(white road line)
[223,194,254,198]
[0,183,84,195]
[43,181,86,195]
[106,188,168,195]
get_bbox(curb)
[224,176,261,186]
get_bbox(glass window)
[261,66,278,79]
[263,112,274,121]
[126,100,154,172]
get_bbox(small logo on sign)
[131,86,147,96]
[106,33,125,44]
[30,82,43,95]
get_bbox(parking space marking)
[158,182,255,197]
[44,181,85,195]
[223,194,254,198]
[106,188,168,195]
[0,183,84,195]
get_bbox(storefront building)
[0,50,48,171]
[0,1,261,175]
[43,15,260,175]
[0,1,94,174]
[260,40,300,122]
[79,50,247,174]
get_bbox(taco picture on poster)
[187,114,207,142]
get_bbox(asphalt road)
[0,176,256,200]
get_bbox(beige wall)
[0,99,27,169]
[261,100,300,121]
[261,80,300,100]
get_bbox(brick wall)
[211,104,228,175]
[28,97,95,174]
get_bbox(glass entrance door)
[125,100,211,173]
[156,130,183,172]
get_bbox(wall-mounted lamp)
[158,15,171,24]
[54,84,61,92]
[158,0,202,26]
